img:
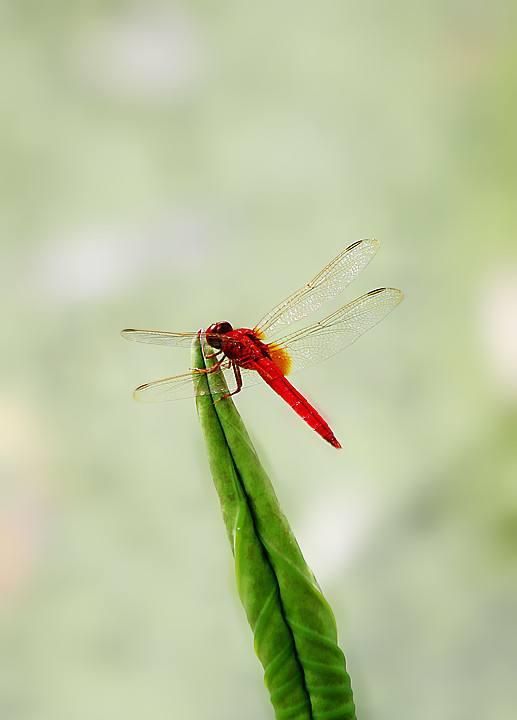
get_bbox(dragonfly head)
[206,321,233,349]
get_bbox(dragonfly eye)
[206,321,233,350]
[213,321,233,334]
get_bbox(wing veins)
[255,238,380,336]
[121,329,197,347]
[268,287,404,371]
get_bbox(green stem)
[192,336,356,720]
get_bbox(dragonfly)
[122,239,403,448]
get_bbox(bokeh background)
[1,2,516,719]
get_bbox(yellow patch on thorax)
[268,344,292,376]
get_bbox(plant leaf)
[192,336,356,720]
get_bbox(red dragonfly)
[122,239,403,448]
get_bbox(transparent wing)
[270,287,404,372]
[121,329,198,347]
[121,329,246,352]
[132,365,262,403]
[255,238,380,337]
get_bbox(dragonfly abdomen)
[252,358,341,449]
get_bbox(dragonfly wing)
[121,329,246,352]
[270,287,404,372]
[133,371,205,402]
[255,238,380,336]
[132,366,262,403]
[121,329,198,347]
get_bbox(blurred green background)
[1,2,516,718]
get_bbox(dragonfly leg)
[189,356,225,375]
[222,362,243,398]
